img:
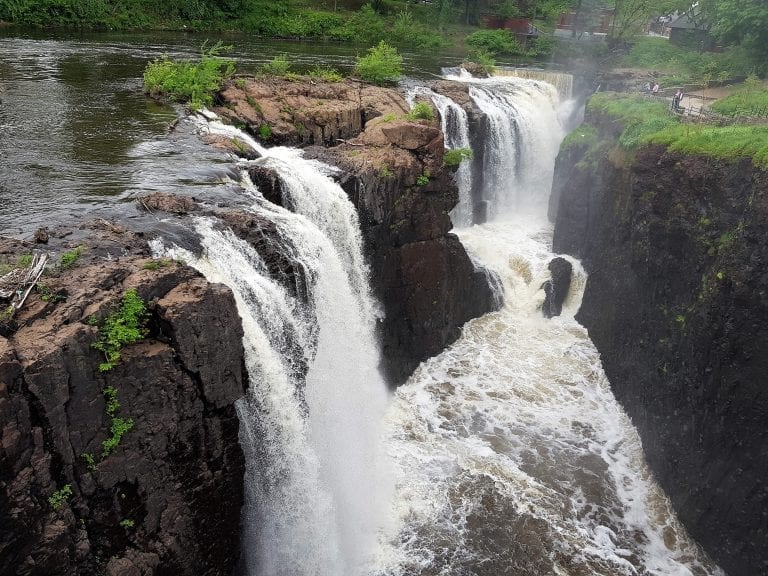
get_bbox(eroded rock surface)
[0,227,246,576]
[552,109,768,576]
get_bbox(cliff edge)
[552,108,768,576]
[0,225,246,576]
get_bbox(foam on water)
[373,218,723,576]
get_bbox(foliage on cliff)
[584,92,768,168]
[144,42,234,110]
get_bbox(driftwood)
[0,253,48,311]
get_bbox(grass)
[647,124,768,168]
[561,125,600,152]
[586,92,768,168]
[59,246,83,270]
[91,288,148,372]
[144,41,235,110]
[710,77,768,118]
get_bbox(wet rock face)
[552,117,768,576]
[0,230,246,576]
[542,257,572,318]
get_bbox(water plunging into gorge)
[151,77,723,575]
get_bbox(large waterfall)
[155,118,389,576]
[377,76,723,575]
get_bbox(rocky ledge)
[214,77,499,385]
[551,109,768,576]
[0,223,246,576]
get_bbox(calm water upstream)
[0,31,462,236]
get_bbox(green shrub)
[82,452,96,470]
[416,171,430,186]
[258,123,272,140]
[261,54,290,76]
[468,49,496,75]
[144,42,235,110]
[48,484,72,510]
[308,65,343,82]
[91,288,148,372]
[408,102,434,121]
[561,125,599,151]
[354,41,403,85]
[466,29,522,56]
[102,416,134,457]
[120,519,135,529]
[444,148,473,166]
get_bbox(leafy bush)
[258,123,272,140]
[444,147,473,166]
[144,42,235,110]
[308,65,343,82]
[261,54,290,75]
[102,416,134,457]
[91,288,148,372]
[527,35,557,58]
[465,29,522,56]
[354,41,402,85]
[48,484,72,509]
[408,102,434,121]
[468,49,497,75]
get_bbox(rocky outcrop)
[552,112,768,576]
[541,257,572,318]
[0,226,246,576]
[216,78,498,386]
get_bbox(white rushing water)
[155,117,390,576]
[372,76,723,576]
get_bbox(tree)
[702,0,768,70]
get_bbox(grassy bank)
[586,93,768,168]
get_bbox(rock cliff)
[552,111,768,576]
[0,225,246,576]
[215,77,498,385]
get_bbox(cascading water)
[155,117,389,576]
[493,67,574,100]
[372,76,723,575]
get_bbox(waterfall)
[372,76,723,575]
[459,77,565,220]
[155,117,389,576]
[493,67,574,100]
[407,88,474,229]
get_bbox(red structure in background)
[556,8,614,35]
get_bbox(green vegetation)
[308,65,343,82]
[354,41,402,86]
[260,54,291,75]
[622,37,754,88]
[48,484,72,510]
[647,124,768,168]
[710,76,768,117]
[416,170,431,186]
[561,124,599,151]
[91,288,149,372]
[82,452,96,470]
[378,165,394,179]
[587,92,768,168]
[120,519,135,529]
[258,123,272,141]
[466,29,523,56]
[144,42,235,110]
[407,102,434,121]
[142,258,176,271]
[59,246,83,270]
[443,147,474,166]
[17,254,33,267]
[102,416,135,457]
[469,49,497,75]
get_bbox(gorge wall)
[551,110,768,576]
[0,226,247,575]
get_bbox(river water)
[1,33,723,576]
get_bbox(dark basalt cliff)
[215,77,498,385]
[552,113,768,576]
[0,227,247,576]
